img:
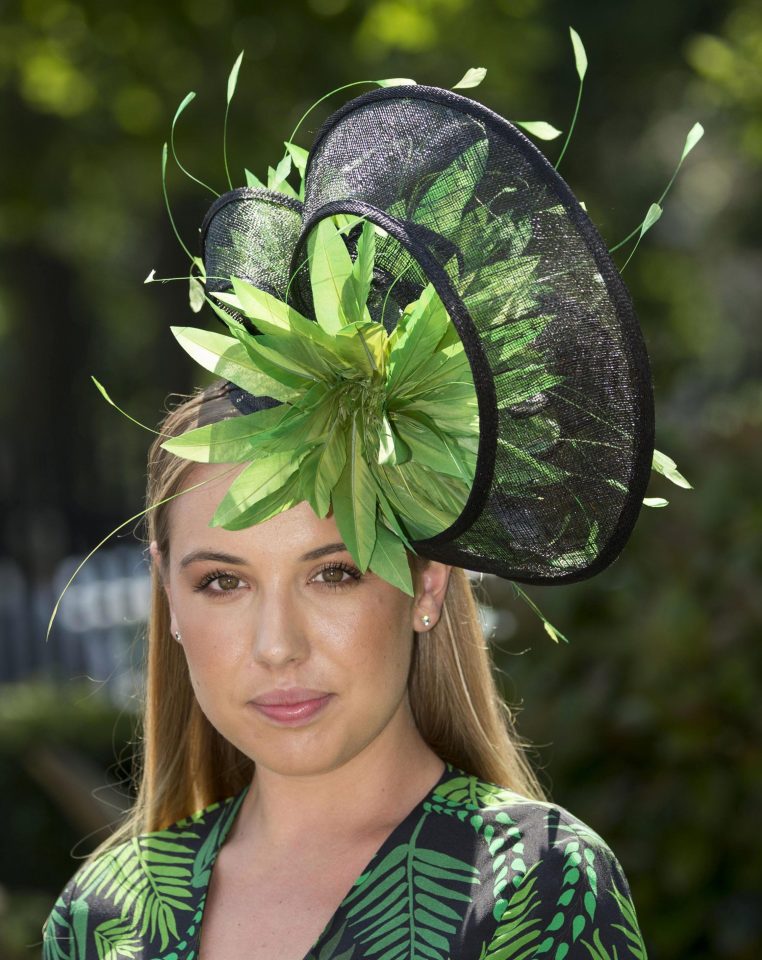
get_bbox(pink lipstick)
[249,688,333,726]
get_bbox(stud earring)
[421,614,431,628]
[174,631,182,641]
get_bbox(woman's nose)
[249,587,309,667]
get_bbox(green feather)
[368,521,414,596]
[332,418,378,572]
[161,405,291,462]
[308,218,354,334]
[212,452,302,528]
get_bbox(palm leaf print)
[428,776,528,908]
[92,916,141,960]
[479,862,544,960]
[42,900,75,960]
[532,836,600,959]
[192,792,246,887]
[434,775,536,811]
[608,887,647,959]
[554,817,610,851]
[75,830,198,951]
[343,813,479,960]
[579,927,619,960]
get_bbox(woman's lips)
[249,689,333,726]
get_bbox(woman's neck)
[229,709,444,852]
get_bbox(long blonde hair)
[92,381,544,859]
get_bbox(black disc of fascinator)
[199,84,654,586]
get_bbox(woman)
[42,384,647,960]
[44,76,655,958]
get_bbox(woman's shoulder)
[73,788,243,892]
[42,789,246,958]
[431,767,616,852]
[423,768,647,958]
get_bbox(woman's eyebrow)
[179,549,247,568]
[299,541,348,562]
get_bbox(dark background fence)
[1,0,761,957]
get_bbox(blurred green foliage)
[0,683,135,959]
[1,0,760,958]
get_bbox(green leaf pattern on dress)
[43,769,647,960]
[343,812,480,960]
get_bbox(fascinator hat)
[69,34,694,638]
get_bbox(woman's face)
[155,463,449,779]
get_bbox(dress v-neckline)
[186,764,451,960]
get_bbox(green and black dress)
[42,766,647,959]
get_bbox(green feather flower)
[163,216,479,596]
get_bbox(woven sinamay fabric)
[201,85,654,585]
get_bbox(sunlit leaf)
[453,67,487,90]
[643,497,669,508]
[313,419,348,517]
[392,411,469,481]
[569,27,588,80]
[640,203,662,237]
[388,286,450,395]
[307,218,353,334]
[270,152,292,192]
[244,336,324,388]
[377,414,411,467]
[226,51,244,105]
[226,277,310,332]
[377,77,416,87]
[342,220,375,325]
[652,449,692,489]
[514,120,563,141]
[333,321,386,376]
[681,122,704,161]
[374,483,414,550]
[554,28,587,171]
[284,140,309,177]
[161,406,290,463]
[212,452,300,528]
[368,522,414,596]
[245,168,266,189]
[332,419,377,571]
[378,461,468,540]
[189,275,205,313]
[170,325,297,401]
[621,203,663,269]
[611,122,705,255]
[219,471,301,530]
[332,213,364,234]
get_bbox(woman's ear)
[150,541,180,641]
[414,561,451,633]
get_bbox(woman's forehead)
[167,466,344,564]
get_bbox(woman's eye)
[215,574,241,591]
[195,570,244,594]
[314,564,360,587]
